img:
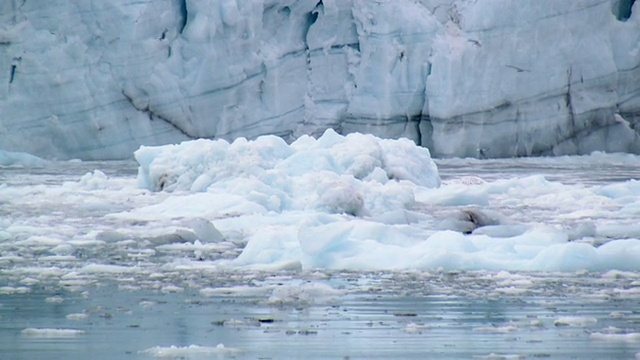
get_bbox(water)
[1,272,639,360]
[1,157,640,359]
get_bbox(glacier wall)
[0,0,639,159]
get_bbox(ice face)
[1,0,639,159]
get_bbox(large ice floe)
[127,130,640,272]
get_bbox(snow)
[1,1,639,160]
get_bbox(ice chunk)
[21,328,84,338]
[135,130,440,192]
[528,242,597,272]
[314,179,364,216]
[142,344,242,357]
[590,332,640,342]
[0,150,48,167]
[133,130,440,218]
[554,316,598,327]
[66,313,89,321]
[186,218,224,243]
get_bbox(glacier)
[0,0,639,159]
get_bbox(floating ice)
[473,325,519,333]
[3,145,640,280]
[201,280,344,308]
[590,332,640,342]
[553,316,598,327]
[133,129,439,222]
[472,354,525,360]
[403,322,430,334]
[142,344,242,358]
[66,313,89,321]
[0,150,48,167]
[21,328,85,338]
[0,287,30,295]
[267,281,344,307]
[120,139,640,273]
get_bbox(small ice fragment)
[66,313,89,321]
[298,329,318,335]
[139,301,156,308]
[472,354,525,360]
[590,332,640,342]
[145,229,197,245]
[19,277,40,286]
[0,286,30,294]
[473,325,518,333]
[609,311,628,319]
[96,230,129,242]
[404,322,429,334]
[21,328,85,338]
[160,285,184,293]
[45,296,64,303]
[141,344,242,357]
[553,316,597,327]
[187,218,224,242]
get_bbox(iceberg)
[125,132,640,272]
[0,0,639,159]
[134,129,441,214]
[0,149,47,167]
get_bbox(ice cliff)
[1,0,639,159]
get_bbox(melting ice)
[2,129,638,277]
[128,129,640,272]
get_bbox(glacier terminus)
[1,0,639,160]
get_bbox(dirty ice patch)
[134,129,440,216]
